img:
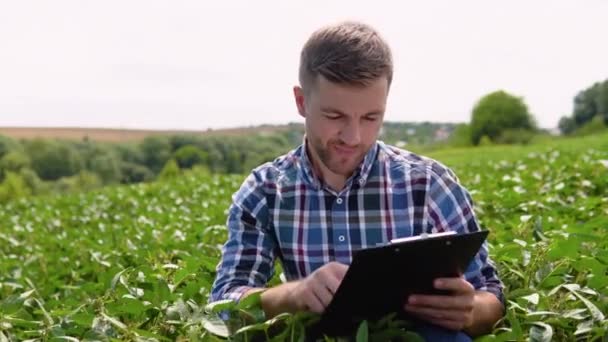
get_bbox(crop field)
[1,133,607,341]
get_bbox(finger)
[434,277,474,293]
[425,317,464,331]
[305,291,326,314]
[312,279,335,308]
[329,262,348,280]
[407,294,473,311]
[404,304,464,322]
[405,309,465,331]
[324,272,342,295]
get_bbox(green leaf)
[529,322,553,342]
[547,238,580,260]
[521,293,539,305]
[201,315,230,338]
[506,308,522,338]
[236,290,263,310]
[110,267,132,292]
[356,320,368,342]
[113,297,146,315]
[204,299,236,314]
[565,288,605,322]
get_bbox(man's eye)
[364,117,378,121]
[326,115,341,120]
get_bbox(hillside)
[0,121,457,145]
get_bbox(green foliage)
[572,115,607,136]
[120,162,154,184]
[380,121,457,146]
[18,168,45,195]
[0,134,607,341]
[495,128,536,145]
[479,135,493,146]
[447,123,473,147]
[558,116,576,135]
[0,150,31,176]
[25,139,83,180]
[54,170,102,193]
[159,159,180,180]
[470,90,537,145]
[0,171,31,202]
[0,135,19,159]
[140,136,172,174]
[560,79,608,134]
[89,151,122,184]
[174,145,207,169]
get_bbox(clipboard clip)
[389,230,457,244]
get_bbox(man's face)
[294,75,388,178]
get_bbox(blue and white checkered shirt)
[209,139,504,306]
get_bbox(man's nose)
[339,121,361,146]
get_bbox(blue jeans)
[413,321,472,342]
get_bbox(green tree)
[559,79,608,134]
[0,135,20,159]
[89,152,121,184]
[470,90,537,145]
[174,145,207,169]
[19,168,45,195]
[25,139,83,180]
[140,136,172,174]
[0,151,31,176]
[120,162,154,184]
[558,116,577,135]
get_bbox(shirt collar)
[299,135,378,191]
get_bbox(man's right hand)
[290,261,349,313]
[255,261,348,318]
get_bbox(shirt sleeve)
[208,170,277,304]
[424,163,505,309]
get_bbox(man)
[209,21,505,340]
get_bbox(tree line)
[1,78,605,203]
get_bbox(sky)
[0,0,607,131]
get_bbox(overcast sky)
[1,0,606,130]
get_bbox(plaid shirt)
[209,139,504,306]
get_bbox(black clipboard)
[313,229,489,337]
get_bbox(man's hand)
[290,261,348,313]
[403,275,475,331]
[257,261,348,318]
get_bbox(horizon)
[1,0,607,131]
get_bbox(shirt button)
[336,198,343,204]
[338,235,345,242]
[358,178,366,185]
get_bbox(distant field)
[0,125,300,142]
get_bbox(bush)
[174,145,207,169]
[54,170,102,193]
[0,151,31,176]
[159,159,180,180]
[572,115,607,136]
[19,168,46,195]
[120,162,154,184]
[140,136,172,174]
[495,128,536,145]
[0,171,31,203]
[0,135,19,159]
[26,139,83,180]
[471,90,537,145]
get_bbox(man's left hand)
[403,276,475,331]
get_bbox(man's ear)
[293,86,306,118]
